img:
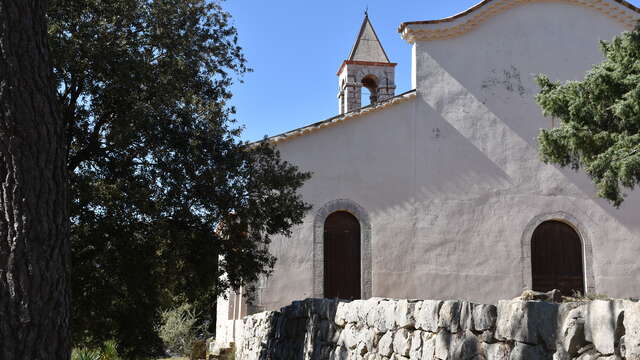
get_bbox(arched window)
[361,75,378,106]
[531,220,585,295]
[324,211,361,299]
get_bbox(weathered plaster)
[313,199,372,299]
[225,1,640,316]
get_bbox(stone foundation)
[231,296,640,360]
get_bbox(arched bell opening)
[361,74,379,106]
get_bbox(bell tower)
[337,12,396,114]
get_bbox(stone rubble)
[233,296,640,360]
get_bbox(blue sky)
[224,0,640,142]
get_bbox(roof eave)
[398,0,640,43]
[258,89,417,146]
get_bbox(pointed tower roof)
[347,12,390,63]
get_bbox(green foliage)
[71,340,122,360]
[72,348,102,360]
[48,0,311,356]
[157,303,205,356]
[535,26,640,206]
[100,340,122,360]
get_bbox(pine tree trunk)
[0,1,70,359]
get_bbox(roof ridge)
[260,89,417,145]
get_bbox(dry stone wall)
[234,297,640,360]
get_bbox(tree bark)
[0,0,70,359]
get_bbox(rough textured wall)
[235,297,640,360]
[411,1,640,300]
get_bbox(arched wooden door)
[324,211,361,300]
[531,220,585,295]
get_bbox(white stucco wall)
[254,1,640,311]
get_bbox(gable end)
[399,0,640,43]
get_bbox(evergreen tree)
[536,26,640,207]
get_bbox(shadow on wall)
[419,8,640,232]
[416,49,640,235]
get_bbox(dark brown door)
[531,220,585,295]
[324,211,361,300]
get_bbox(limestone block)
[318,319,332,342]
[520,289,562,303]
[365,302,383,331]
[392,328,411,357]
[474,304,498,331]
[624,301,640,360]
[421,332,436,359]
[415,300,441,332]
[495,300,558,350]
[338,323,360,350]
[384,300,398,331]
[280,316,303,339]
[332,327,343,343]
[451,330,484,359]
[359,298,384,325]
[576,344,594,356]
[597,356,621,360]
[346,300,365,324]
[509,342,547,360]
[367,300,395,333]
[434,330,449,359]
[336,301,350,327]
[358,327,378,354]
[584,300,625,355]
[310,344,329,360]
[332,345,349,360]
[559,306,586,356]
[478,329,496,344]
[307,298,327,319]
[378,331,395,357]
[395,300,417,329]
[438,300,462,333]
[363,354,386,360]
[435,331,463,359]
[408,331,423,360]
[574,348,599,360]
[551,349,570,360]
[459,302,475,331]
[356,342,368,357]
[391,355,409,360]
[483,342,511,360]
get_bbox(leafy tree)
[48,0,311,356]
[0,0,70,358]
[157,303,203,357]
[536,26,640,207]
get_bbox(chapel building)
[216,0,640,344]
